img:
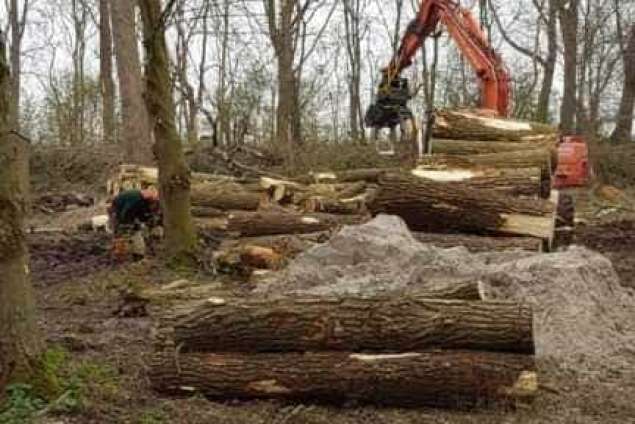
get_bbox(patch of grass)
[0,383,46,424]
[0,346,121,421]
[137,407,170,424]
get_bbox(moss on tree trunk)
[139,0,197,260]
[0,32,44,392]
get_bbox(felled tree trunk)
[167,297,533,354]
[413,233,543,252]
[412,167,546,198]
[432,109,557,142]
[431,139,545,155]
[418,149,553,193]
[150,350,537,407]
[196,211,366,237]
[108,164,252,195]
[369,173,556,241]
[294,168,401,185]
[190,183,262,211]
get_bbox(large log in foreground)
[370,173,556,241]
[168,297,533,354]
[150,350,537,407]
[432,109,557,142]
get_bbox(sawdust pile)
[257,215,635,368]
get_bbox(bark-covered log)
[107,164,250,194]
[412,167,546,198]
[432,109,557,142]
[413,233,543,252]
[369,173,556,240]
[150,350,537,407]
[190,206,226,218]
[168,297,533,354]
[418,149,553,195]
[294,168,401,185]
[190,183,262,211]
[195,211,367,237]
[431,139,548,155]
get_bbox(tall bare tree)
[343,0,367,141]
[490,0,559,122]
[0,29,43,391]
[111,0,153,163]
[8,0,30,128]
[558,0,578,132]
[263,0,337,157]
[139,0,197,259]
[611,23,635,143]
[99,0,115,144]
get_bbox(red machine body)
[554,136,590,188]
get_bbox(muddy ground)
[15,194,635,423]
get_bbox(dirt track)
[575,220,635,288]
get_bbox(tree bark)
[139,0,197,259]
[8,0,26,129]
[190,183,263,211]
[431,139,544,155]
[111,0,153,163]
[0,35,43,390]
[167,297,533,354]
[412,167,546,198]
[417,150,554,195]
[196,211,366,237]
[412,233,543,252]
[369,173,556,240]
[558,0,579,133]
[611,24,635,143]
[150,351,537,407]
[99,0,116,145]
[294,168,401,185]
[432,109,558,142]
[537,0,559,123]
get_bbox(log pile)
[108,156,557,261]
[150,291,538,407]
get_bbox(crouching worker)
[108,188,162,260]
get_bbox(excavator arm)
[366,0,511,130]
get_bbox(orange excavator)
[365,0,590,188]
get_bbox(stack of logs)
[150,285,538,407]
[108,110,566,270]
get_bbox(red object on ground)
[554,135,590,188]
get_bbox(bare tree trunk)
[0,32,43,391]
[343,0,364,141]
[611,24,635,143]
[537,0,558,123]
[111,0,153,163]
[139,0,197,260]
[558,0,578,133]
[8,0,29,129]
[99,0,116,144]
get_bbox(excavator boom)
[366,0,511,131]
